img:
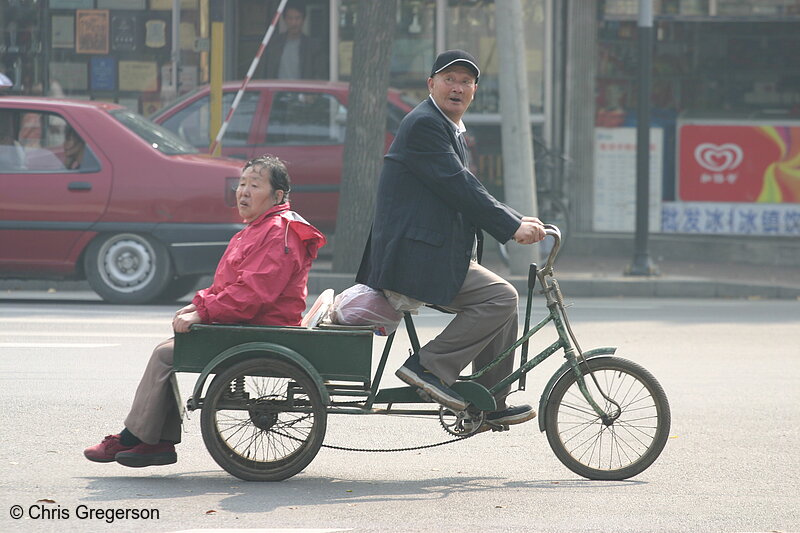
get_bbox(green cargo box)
[173,323,374,384]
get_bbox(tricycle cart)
[173,226,670,482]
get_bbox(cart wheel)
[544,356,670,481]
[201,357,327,481]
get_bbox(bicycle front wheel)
[544,356,670,480]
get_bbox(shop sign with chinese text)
[668,121,800,236]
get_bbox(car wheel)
[85,233,174,304]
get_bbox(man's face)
[427,65,478,123]
[283,8,305,37]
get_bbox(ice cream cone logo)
[694,143,743,172]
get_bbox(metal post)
[209,0,224,157]
[171,0,181,93]
[627,0,659,276]
[329,0,339,82]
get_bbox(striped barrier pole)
[209,0,288,156]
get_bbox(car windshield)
[110,109,199,155]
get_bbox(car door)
[157,90,264,161]
[0,108,112,274]
[259,89,347,231]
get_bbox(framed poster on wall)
[119,61,158,92]
[76,10,110,55]
[51,15,75,49]
[98,0,145,8]
[50,0,92,8]
[90,57,116,91]
[111,13,139,52]
[593,127,663,232]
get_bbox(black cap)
[430,50,480,81]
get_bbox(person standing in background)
[260,1,327,80]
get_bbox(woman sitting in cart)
[84,155,327,468]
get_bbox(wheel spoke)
[548,359,669,478]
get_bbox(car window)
[0,109,100,173]
[109,109,199,155]
[265,92,346,145]
[160,91,259,148]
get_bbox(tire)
[155,275,203,303]
[201,357,327,481]
[544,357,670,481]
[84,233,174,304]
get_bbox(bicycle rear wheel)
[544,356,670,480]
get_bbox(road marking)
[0,316,170,324]
[172,530,352,533]
[0,342,120,348]
[0,332,167,338]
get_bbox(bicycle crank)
[438,406,486,436]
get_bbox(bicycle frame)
[348,225,614,424]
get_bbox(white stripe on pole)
[209,0,288,155]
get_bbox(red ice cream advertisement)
[678,123,800,203]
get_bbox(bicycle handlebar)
[539,224,561,275]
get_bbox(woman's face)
[236,167,283,223]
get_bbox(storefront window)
[338,0,435,99]
[237,0,329,81]
[1,1,207,115]
[445,0,546,116]
[603,0,800,18]
[595,6,800,237]
[1,0,42,95]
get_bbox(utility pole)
[496,0,538,274]
[627,0,659,275]
[209,0,224,157]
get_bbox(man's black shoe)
[486,404,537,426]
[395,354,467,411]
[467,404,537,434]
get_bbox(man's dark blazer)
[260,33,327,80]
[356,97,522,306]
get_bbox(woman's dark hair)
[243,155,291,204]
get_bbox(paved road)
[0,296,798,532]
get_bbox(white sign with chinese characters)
[661,202,800,236]
[594,127,663,232]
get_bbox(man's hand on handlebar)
[513,218,547,245]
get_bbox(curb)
[2,272,798,301]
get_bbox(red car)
[0,97,245,304]
[151,80,416,231]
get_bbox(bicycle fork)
[542,274,622,425]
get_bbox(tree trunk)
[332,0,397,273]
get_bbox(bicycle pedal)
[489,423,510,432]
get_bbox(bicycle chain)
[319,432,477,453]
[273,419,479,453]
